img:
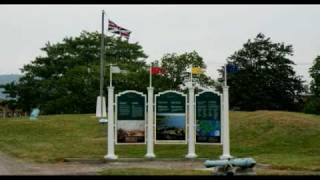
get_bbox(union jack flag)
[108,20,131,40]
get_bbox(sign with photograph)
[116,91,146,144]
[155,91,186,144]
[196,91,221,143]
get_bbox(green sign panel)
[156,92,186,113]
[156,92,186,143]
[117,92,145,120]
[196,91,221,143]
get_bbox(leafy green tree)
[3,31,216,115]
[218,33,304,111]
[309,56,320,97]
[2,31,148,114]
[160,51,215,91]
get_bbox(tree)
[218,33,304,111]
[160,51,215,91]
[2,31,148,114]
[3,31,216,115]
[309,56,320,97]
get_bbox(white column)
[96,96,106,118]
[186,86,197,159]
[104,86,118,160]
[220,85,232,159]
[145,87,156,159]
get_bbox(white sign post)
[104,87,117,160]
[145,87,156,159]
[220,64,232,159]
[186,86,197,159]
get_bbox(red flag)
[151,67,165,75]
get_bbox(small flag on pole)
[151,66,165,75]
[111,66,121,74]
[149,66,165,87]
[226,63,239,73]
[191,67,204,75]
[108,20,131,40]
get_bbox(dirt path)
[0,152,102,175]
[0,152,205,175]
[1,152,318,175]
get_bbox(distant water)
[0,74,21,100]
[158,115,185,128]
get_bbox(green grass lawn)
[0,111,320,173]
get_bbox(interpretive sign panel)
[155,91,187,144]
[196,91,221,144]
[116,91,146,144]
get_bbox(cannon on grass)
[204,157,256,176]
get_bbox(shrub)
[303,96,320,115]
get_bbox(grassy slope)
[0,111,319,172]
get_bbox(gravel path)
[0,152,102,175]
[0,152,206,175]
[2,152,317,175]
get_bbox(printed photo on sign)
[117,120,145,143]
[196,91,221,143]
[196,120,220,143]
[116,91,146,144]
[156,113,186,141]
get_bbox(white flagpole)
[224,64,227,86]
[149,65,152,88]
[110,65,112,87]
[190,65,193,87]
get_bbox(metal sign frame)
[195,90,222,145]
[115,90,147,145]
[155,90,187,144]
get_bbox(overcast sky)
[0,5,319,83]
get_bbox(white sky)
[0,5,319,83]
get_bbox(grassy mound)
[0,111,319,171]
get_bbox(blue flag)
[226,63,239,73]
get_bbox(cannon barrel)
[204,158,256,168]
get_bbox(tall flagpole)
[224,64,227,86]
[99,10,105,119]
[190,65,193,87]
[149,65,152,88]
[110,65,112,87]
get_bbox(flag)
[111,66,121,73]
[191,67,204,75]
[120,69,129,74]
[149,66,165,87]
[226,63,239,73]
[119,28,131,40]
[108,20,131,40]
[151,67,165,75]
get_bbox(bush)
[303,96,320,115]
